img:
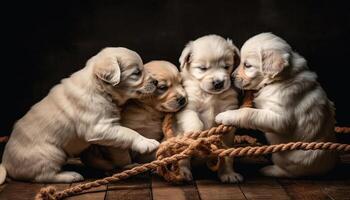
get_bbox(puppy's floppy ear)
[93,56,121,86]
[179,41,193,69]
[260,49,289,78]
[226,38,240,68]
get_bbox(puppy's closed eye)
[130,68,142,79]
[223,65,231,70]
[197,66,208,71]
[244,62,252,68]
[157,84,168,94]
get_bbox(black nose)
[177,96,187,106]
[213,80,224,90]
[152,79,158,86]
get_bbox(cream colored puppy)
[216,33,338,177]
[0,48,160,183]
[81,61,187,170]
[175,35,242,183]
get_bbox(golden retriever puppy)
[0,48,160,183]
[216,33,338,177]
[81,60,187,170]
[174,35,242,183]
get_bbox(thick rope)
[36,124,350,200]
[35,89,350,199]
[334,126,350,134]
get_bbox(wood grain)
[152,176,200,200]
[196,179,246,200]
[240,177,290,200]
[105,173,152,200]
[278,179,331,200]
[0,181,45,200]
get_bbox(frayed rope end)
[35,186,57,200]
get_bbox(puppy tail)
[0,164,6,184]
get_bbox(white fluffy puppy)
[0,47,160,183]
[175,35,242,183]
[216,33,338,177]
[81,61,187,170]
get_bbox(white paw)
[132,137,160,154]
[59,171,84,183]
[218,171,244,183]
[179,167,193,181]
[215,111,236,125]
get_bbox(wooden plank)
[152,176,200,200]
[196,179,246,200]
[0,183,6,193]
[67,179,107,200]
[105,173,151,200]
[0,181,45,200]
[320,180,350,200]
[278,179,331,200]
[316,157,350,200]
[240,177,290,200]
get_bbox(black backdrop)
[1,0,350,135]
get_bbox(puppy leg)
[260,165,293,178]
[84,123,160,154]
[177,109,204,132]
[216,108,290,133]
[218,130,243,183]
[178,158,193,181]
[218,157,243,183]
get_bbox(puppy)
[175,35,242,183]
[0,48,160,183]
[81,60,187,170]
[216,33,338,177]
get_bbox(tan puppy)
[0,48,159,183]
[175,35,242,183]
[81,61,187,170]
[216,33,337,177]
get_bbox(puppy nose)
[177,96,187,106]
[152,79,158,86]
[213,80,224,90]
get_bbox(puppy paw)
[260,165,292,178]
[54,171,84,183]
[218,171,244,183]
[132,137,160,154]
[215,111,236,125]
[179,167,193,181]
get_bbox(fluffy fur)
[0,47,160,183]
[216,33,338,177]
[81,60,187,170]
[175,35,243,183]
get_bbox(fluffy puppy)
[175,35,242,183]
[0,48,160,183]
[81,61,187,170]
[216,33,337,177]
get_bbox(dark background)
[1,0,349,135]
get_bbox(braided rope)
[34,89,350,199]
[36,124,350,200]
[334,126,350,134]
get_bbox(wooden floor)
[0,155,349,200]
